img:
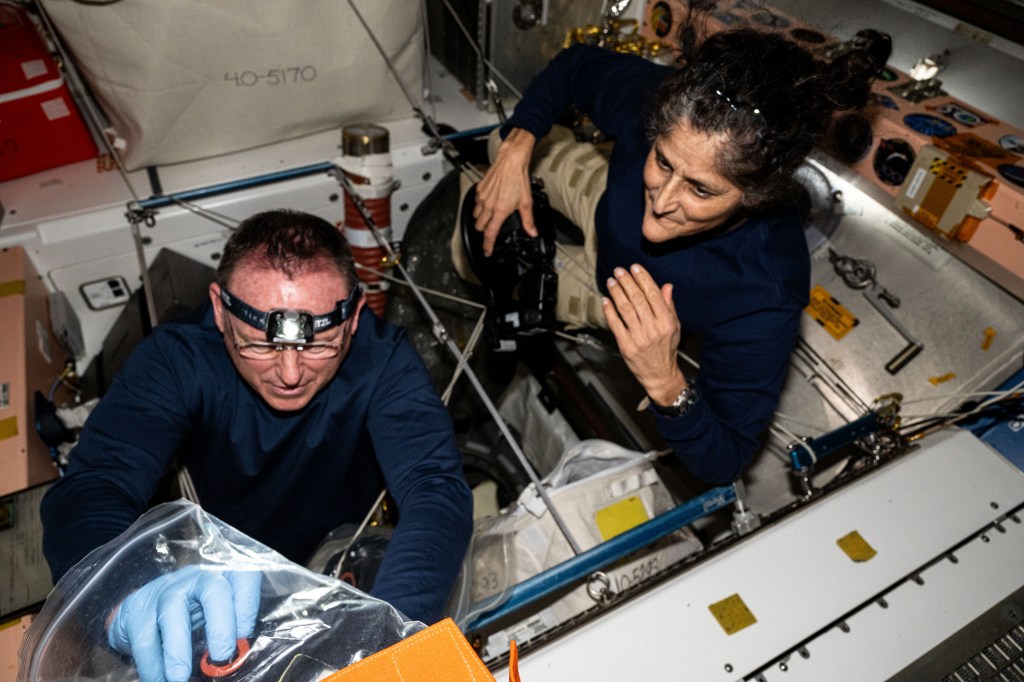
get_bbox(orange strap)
[508,639,522,682]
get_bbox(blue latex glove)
[107,565,261,682]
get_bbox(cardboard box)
[0,246,60,497]
[324,618,499,682]
[0,3,96,182]
[0,613,36,680]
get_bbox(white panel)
[493,429,1024,681]
[758,515,1024,680]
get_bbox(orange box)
[1,614,36,680]
[0,246,60,497]
[323,618,505,682]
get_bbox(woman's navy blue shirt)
[506,44,811,483]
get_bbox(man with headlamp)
[40,209,473,682]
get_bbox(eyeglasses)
[225,321,344,361]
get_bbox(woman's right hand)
[473,127,538,256]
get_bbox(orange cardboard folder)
[323,618,521,682]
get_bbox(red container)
[0,3,96,182]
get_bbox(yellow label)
[837,530,877,562]
[0,617,23,633]
[708,594,757,635]
[594,496,650,541]
[0,416,18,441]
[0,279,26,297]
[805,285,858,340]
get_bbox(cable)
[437,0,523,99]
[167,197,242,231]
[48,366,78,403]
[442,311,488,406]
[772,411,832,434]
[331,489,389,581]
[902,378,1024,442]
[335,168,584,555]
[419,0,438,126]
[350,261,491,404]
[355,262,486,311]
[33,1,164,331]
[344,0,421,113]
[898,390,1021,407]
[770,422,819,464]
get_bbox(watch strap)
[649,382,699,418]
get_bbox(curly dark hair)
[216,209,358,290]
[646,4,886,209]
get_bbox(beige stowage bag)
[39,0,423,169]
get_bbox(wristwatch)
[650,382,699,418]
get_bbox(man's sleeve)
[40,335,193,582]
[363,333,473,623]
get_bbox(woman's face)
[641,121,745,242]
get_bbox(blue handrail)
[788,411,882,471]
[466,485,736,634]
[136,162,337,210]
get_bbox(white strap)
[608,467,659,497]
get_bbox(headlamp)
[269,309,316,344]
[219,284,362,343]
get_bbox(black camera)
[460,180,558,351]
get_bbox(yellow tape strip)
[981,326,996,351]
[0,279,26,297]
[0,616,25,633]
[837,530,877,562]
[708,593,757,635]
[0,416,18,440]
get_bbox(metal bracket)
[125,204,158,228]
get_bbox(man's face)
[209,258,364,412]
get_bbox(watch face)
[651,384,698,417]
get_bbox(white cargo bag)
[449,439,703,660]
[39,0,424,169]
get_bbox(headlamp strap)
[219,285,362,341]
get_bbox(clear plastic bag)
[18,500,423,681]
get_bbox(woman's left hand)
[602,264,687,406]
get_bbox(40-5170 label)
[224,66,317,87]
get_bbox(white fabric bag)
[450,440,703,660]
[39,0,424,169]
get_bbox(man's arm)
[362,332,473,623]
[41,331,193,581]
